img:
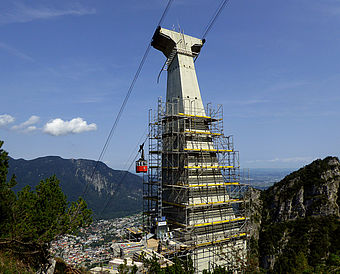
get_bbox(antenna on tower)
[177,19,181,33]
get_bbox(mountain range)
[6,153,340,271]
[7,156,143,219]
[6,156,294,220]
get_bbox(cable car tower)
[144,27,249,272]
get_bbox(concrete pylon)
[150,27,247,273]
[152,27,205,115]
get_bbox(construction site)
[144,99,248,271]
[108,26,250,273]
[143,27,249,272]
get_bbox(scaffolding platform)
[143,98,249,272]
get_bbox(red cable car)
[136,143,148,173]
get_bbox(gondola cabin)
[136,159,147,173]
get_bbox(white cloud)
[24,126,38,133]
[43,118,97,136]
[0,114,15,127]
[12,115,40,131]
[0,3,96,25]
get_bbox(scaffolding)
[143,99,164,231]
[143,97,249,272]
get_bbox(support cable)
[81,0,174,199]
[122,127,149,172]
[98,133,149,219]
[81,45,151,198]
[97,128,148,219]
[201,0,231,40]
[195,0,231,62]
[71,0,174,222]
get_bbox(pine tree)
[0,140,92,270]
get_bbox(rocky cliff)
[250,156,340,273]
[7,156,143,219]
[262,156,340,224]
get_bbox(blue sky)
[0,0,339,169]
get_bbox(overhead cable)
[98,133,149,219]
[97,127,148,219]
[80,0,174,199]
[201,0,231,40]
[68,0,174,224]
[195,0,231,63]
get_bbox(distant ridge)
[7,156,143,219]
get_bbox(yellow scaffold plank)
[189,199,240,207]
[178,113,211,119]
[196,233,247,247]
[188,182,240,187]
[126,227,142,234]
[163,199,241,208]
[163,182,240,188]
[184,148,233,152]
[184,130,222,136]
[184,165,234,169]
[163,166,234,169]
[194,217,246,227]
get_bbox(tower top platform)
[151,26,206,115]
[152,27,205,58]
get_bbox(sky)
[0,0,339,170]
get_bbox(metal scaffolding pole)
[143,98,249,272]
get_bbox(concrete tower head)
[152,27,206,115]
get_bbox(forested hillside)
[249,156,340,273]
[7,156,143,219]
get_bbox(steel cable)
[201,0,231,40]
[71,0,174,222]
[195,0,231,63]
[81,0,174,199]
[95,0,230,219]
[98,133,149,219]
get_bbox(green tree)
[0,141,17,234]
[291,251,312,274]
[0,140,92,270]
